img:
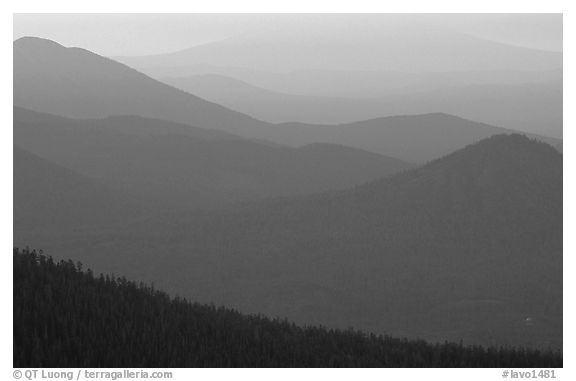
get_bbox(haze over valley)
[13,14,563,367]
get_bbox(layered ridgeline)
[14,37,560,162]
[14,248,562,367]
[14,146,150,232]
[160,73,562,138]
[13,37,268,136]
[114,22,561,73]
[14,107,411,211]
[15,135,562,350]
[115,20,561,137]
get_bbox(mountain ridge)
[14,106,412,210]
[14,37,561,162]
[159,73,562,137]
[113,25,561,72]
[15,134,562,350]
[14,36,270,136]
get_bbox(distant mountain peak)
[14,35,269,136]
[14,36,102,57]
[443,133,561,161]
[426,133,561,172]
[361,133,562,198]
[14,36,63,47]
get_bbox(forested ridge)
[14,248,562,368]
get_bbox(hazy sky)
[14,13,562,56]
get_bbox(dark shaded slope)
[14,248,562,367]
